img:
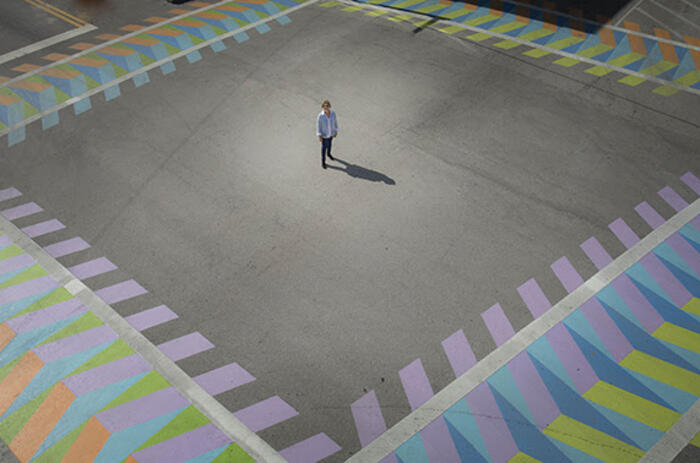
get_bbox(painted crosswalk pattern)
[351,171,700,462]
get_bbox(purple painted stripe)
[667,233,700,278]
[609,218,640,249]
[379,455,399,463]
[6,298,84,333]
[96,386,188,433]
[635,202,665,230]
[694,215,700,231]
[640,253,693,307]
[1,202,42,220]
[280,433,342,463]
[610,273,664,333]
[466,382,518,463]
[193,363,255,396]
[551,256,584,293]
[95,279,147,304]
[441,329,477,377]
[21,219,65,238]
[157,332,214,362]
[0,254,35,275]
[659,186,689,212]
[233,396,298,432]
[517,278,552,318]
[546,323,598,394]
[68,257,117,280]
[580,298,633,362]
[125,305,178,332]
[0,234,11,248]
[63,352,152,396]
[681,172,700,195]
[581,237,613,270]
[132,423,230,463]
[508,351,560,429]
[398,359,433,411]
[33,325,117,362]
[0,187,21,202]
[0,275,58,305]
[481,303,515,347]
[351,390,387,447]
[421,416,461,462]
[44,237,90,258]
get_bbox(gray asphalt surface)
[1,2,699,460]
[0,0,74,56]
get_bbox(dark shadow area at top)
[326,158,396,185]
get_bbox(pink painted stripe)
[193,363,255,396]
[96,386,188,433]
[421,416,461,462]
[33,325,118,362]
[351,390,387,447]
[0,275,58,305]
[681,172,700,195]
[481,303,515,347]
[441,329,477,377]
[517,278,551,318]
[667,233,700,278]
[6,298,85,333]
[466,382,518,463]
[546,323,598,394]
[580,298,633,362]
[659,186,689,212]
[581,237,613,270]
[0,187,21,202]
[640,253,693,307]
[63,353,152,396]
[95,279,147,304]
[1,202,42,220]
[551,256,584,293]
[508,351,559,429]
[0,234,11,248]
[610,273,664,333]
[0,253,35,275]
[399,359,433,411]
[44,237,90,258]
[280,433,342,463]
[233,396,298,432]
[21,219,65,238]
[132,423,230,463]
[157,332,214,362]
[635,202,665,229]
[125,305,178,331]
[69,257,117,280]
[609,218,640,249]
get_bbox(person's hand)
[318,136,322,142]
[333,132,338,138]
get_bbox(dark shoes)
[328,154,335,160]
[322,163,327,169]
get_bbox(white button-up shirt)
[316,110,338,139]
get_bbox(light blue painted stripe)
[394,433,429,463]
[587,400,663,450]
[487,366,535,425]
[160,61,176,75]
[0,289,53,324]
[526,336,576,391]
[233,32,250,43]
[133,71,150,88]
[183,445,228,463]
[104,84,121,101]
[41,112,59,130]
[0,314,78,367]
[0,267,32,286]
[73,97,91,115]
[255,23,271,34]
[626,262,676,307]
[276,15,291,24]
[7,127,26,147]
[596,285,648,330]
[656,338,700,371]
[625,368,697,413]
[443,398,491,462]
[563,309,614,359]
[186,50,203,63]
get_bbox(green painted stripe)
[619,75,646,86]
[0,384,53,443]
[441,7,475,19]
[0,245,24,262]
[466,32,492,42]
[640,60,677,77]
[653,85,680,96]
[135,405,210,452]
[508,452,540,463]
[691,431,700,448]
[0,265,48,290]
[439,25,465,34]
[576,43,614,58]
[0,356,21,382]
[490,21,527,35]
[463,14,500,27]
[553,57,580,67]
[391,0,423,9]
[416,3,449,14]
[10,288,73,319]
[547,36,584,51]
[67,339,135,377]
[523,48,550,58]
[585,65,613,76]
[100,370,170,412]
[620,350,700,396]
[494,40,521,50]
[518,28,554,42]
[682,298,700,316]
[653,322,700,354]
[39,311,103,346]
[32,419,89,463]
[211,443,255,463]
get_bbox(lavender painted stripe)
[233,396,298,432]
[420,417,461,462]
[659,186,689,212]
[580,298,633,362]
[667,233,700,278]
[95,279,147,304]
[0,235,11,249]
[466,382,518,463]
[693,215,700,232]
[581,237,613,270]
[351,391,387,447]
[0,253,35,274]
[481,303,515,347]
[0,275,58,305]
[68,257,117,280]
[6,298,84,333]
[551,256,584,293]
[635,202,665,230]
[546,323,598,394]
[517,278,552,318]
[441,329,477,377]
[1,202,42,220]
[21,219,65,238]
[640,253,693,307]
[157,332,214,362]
[125,305,178,332]
[379,454,399,463]
[398,359,434,411]
[96,386,188,433]
[44,237,90,258]
[131,423,230,463]
[609,218,640,249]
[280,433,342,463]
[508,351,560,429]
[193,363,255,396]
[610,274,664,333]
[0,187,21,202]
[64,352,152,396]
[34,325,117,362]
[681,172,700,195]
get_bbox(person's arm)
[317,114,323,141]
[332,112,338,137]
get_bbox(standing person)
[317,100,338,169]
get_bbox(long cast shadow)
[327,158,396,185]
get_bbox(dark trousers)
[321,137,332,164]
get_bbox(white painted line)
[679,0,700,14]
[649,0,700,32]
[347,198,700,462]
[639,399,700,462]
[0,25,97,65]
[0,213,286,461]
[636,8,685,41]
[614,0,647,26]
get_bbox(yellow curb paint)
[365,9,388,17]
[412,19,434,28]
[387,14,411,22]
[585,65,613,76]
[576,43,614,59]
[620,350,700,396]
[341,6,363,11]
[318,0,340,7]
[682,298,700,316]
[494,40,520,50]
[619,75,646,86]
[690,431,700,448]
[439,25,465,34]
[653,85,680,96]
[466,32,493,42]
[524,48,551,58]
[653,322,700,354]
[553,57,580,67]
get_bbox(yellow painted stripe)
[22,0,83,28]
[33,0,89,26]
[416,3,450,14]
[318,1,340,7]
[553,57,580,67]
[464,14,500,27]
[676,70,700,87]
[413,19,434,28]
[576,43,614,58]
[509,452,541,463]
[523,48,551,58]
[547,36,584,50]
[519,28,555,42]
[466,32,493,42]
[439,25,465,34]
[494,40,520,50]
[441,8,476,19]
[341,6,364,12]
[653,85,680,96]
[653,322,700,354]
[391,0,423,9]
[640,60,677,77]
[490,21,527,35]
[619,75,646,86]
[583,381,681,432]
[690,431,700,448]
[682,298,700,316]
[387,14,411,22]
[585,65,613,76]
[608,52,645,68]
[620,350,700,396]
[365,10,388,17]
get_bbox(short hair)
[321,100,331,108]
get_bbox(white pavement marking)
[614,0,648,26]
[649,0,700,32]
[0,25,97,65]
[679,0,700,14]
[0,216,286,462]
[636,8,685,41]
[347,198,700,463]
[640,399,700,462]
